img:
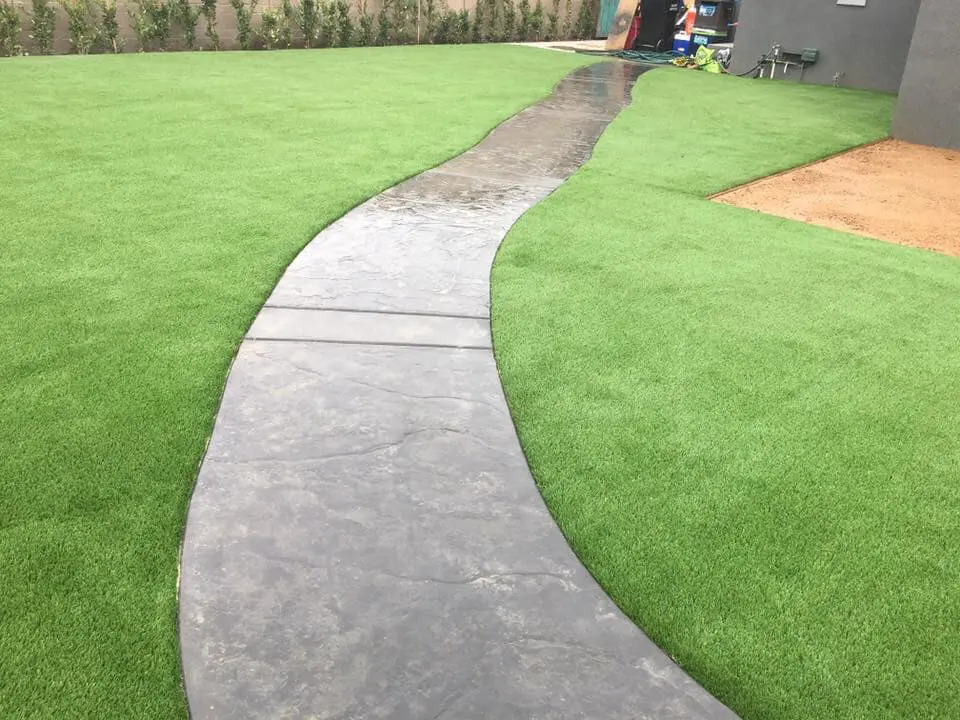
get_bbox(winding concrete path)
[179,62,738,720]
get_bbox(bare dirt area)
[714,139,960,256]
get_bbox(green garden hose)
[576,49,682,65]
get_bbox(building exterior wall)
[892,0,960,149]
[731,0,922,92]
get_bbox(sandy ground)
[714,139,960,256]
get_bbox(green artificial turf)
[492,70,960,720]
[0,46,593,719]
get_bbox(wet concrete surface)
[178,62,739,720]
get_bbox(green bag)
[694,45,722,74]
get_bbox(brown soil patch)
[714,139,960,256]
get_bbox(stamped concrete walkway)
[179,62,738,720]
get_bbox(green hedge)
[0,0,598,55]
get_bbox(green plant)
[200,0,217,47]
[454,7,467,41]
[29,0,56,54]
[480,0,495,40]
[334,0,351,45]
[519,0,543,41]
[60,0,95,53]
[129,0,173,50]
[229,0,257,49]
[297,0,318,46]
[176,0,201,49]
[469,2,480,42]
[501,0,516,41]
[373,1,388,44]
[95,0,122,51]
[423,0,439,42]
[279,0,293,45]
[574,0,592,39]
[258,4,281,47]
[473,0,492,41]
[355,0,372,45]
[388,0,414,44]
[560,0,571,38]
[545,0,558,39]
[487,0,499,40]
[529,0,542,39]
[149,0,172,47]
[517,0,529,39]
[319,0,335,45]
[128,0,150,47]
[432,6,452,43]
[0,0,20,56]
[261,1,292,48]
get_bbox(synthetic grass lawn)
[492,70,960,719]
[0,46,594,719]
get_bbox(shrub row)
[0,0,597,55]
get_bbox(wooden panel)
[605,0,639,50]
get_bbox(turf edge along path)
[492,69,960,720]
[0,45,595,720]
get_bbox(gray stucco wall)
[731,0,922,92]
[893,0,960,149]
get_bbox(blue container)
[673,32,692,55]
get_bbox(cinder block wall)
[893,0,960,149]
[731,0,922,92]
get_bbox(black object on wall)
[633,0,681,51]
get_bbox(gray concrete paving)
[179,62,739,720]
